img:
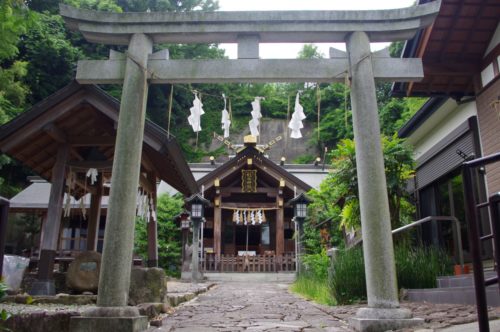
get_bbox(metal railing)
[462,152,500,332]
[392,215,464,270]
[353,216,465,269]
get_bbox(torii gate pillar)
[346,31,422,331]
[70,33,151,331]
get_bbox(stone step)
[202,272,296,283]
[437,271,498,288]
[407,285,500,306]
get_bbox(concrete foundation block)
[69,316,148,332]
[30,280,56,296]
[349,317,424,332]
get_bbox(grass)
[290,275,336,306]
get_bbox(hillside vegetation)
[0,0,425,197]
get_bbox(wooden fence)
[202,252,295,272]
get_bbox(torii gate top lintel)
[60,1,440,45]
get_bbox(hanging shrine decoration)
[135,189,157,223]
[288,92,306,139]
[221,93,231,138]
[64,170,76,217]
[86,168,98,185]
[248,97,263,137]
[241,169,257,192]
[187,92,205,133]
[232,209,267,225]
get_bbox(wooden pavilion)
[0,82,197,293]
[182,136,312,273]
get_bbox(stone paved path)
[149,282,350,332]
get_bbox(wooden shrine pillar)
[0,197,10,279]
[275,196,284,259]
[147,173,158,267]
[31,144,69,295]
[214,194,221,259]
[87,174,103,251]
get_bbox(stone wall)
[208,118,318,163]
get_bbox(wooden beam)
[67,160,113,169]
[43,123,67,143]
[214,195,221,259]
[220,202,277,209]
[275,195,284,259]
[68,136,115,146]
[38,144,69,281]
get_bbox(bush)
[330,245,453,304]
[395,244,453,289]
[330,247,366,304]
[291,251,335,305]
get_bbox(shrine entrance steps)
[407,270,500,306]
[203,272,296,283]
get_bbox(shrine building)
[180,135,322,275]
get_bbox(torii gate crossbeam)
[60,2,441,332]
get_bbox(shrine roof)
[0,82,198,197]
[392,0,500,98]
[196,145,318,199]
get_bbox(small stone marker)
[66,251,101,293]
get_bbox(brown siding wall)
[476,77,500,195]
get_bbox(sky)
[217,0,415,59]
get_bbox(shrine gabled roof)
[0,81,198,196]
[196,145,312,195]
[392,0,500,98]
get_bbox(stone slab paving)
[148,281,500,332]
[147,282,350,332]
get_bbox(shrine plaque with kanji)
[241,170,257,192]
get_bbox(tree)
[134,193,184,276]
[307,135,415,245]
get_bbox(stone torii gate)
[60,2,440,331]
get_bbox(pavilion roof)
[392,0,500,98]
[197,144,312,202]
[0,82,198,197]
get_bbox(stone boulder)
[66,251,101,293]
[128,267,167,305]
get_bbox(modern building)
[394,0,500,263]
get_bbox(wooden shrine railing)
[202,253,295,272]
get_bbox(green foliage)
[291,275,335,306]
[395,244,453,289]
[64,0,123,12]
[330,245,454,304]
[134,193,184,277]
[291,251,335,306]
[330,247,366,304]
[308,135,414,235]
[0,280,7,299]
[292,155,315,164]
[19,11,82,104]
[0,0,32,61]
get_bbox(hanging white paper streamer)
[86,168,98,185]
[257,210,263,224]
[221,93,231,138]
[243,210,248,225]
[249,97,263,137]
[250,210,256,225]
[80,197,86,220]
[187,92,205,132]
[288,92,306,139]
[233,210,240,224]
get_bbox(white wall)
[408,99,477,160]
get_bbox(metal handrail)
[392,215,464,270]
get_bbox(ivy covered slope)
[0,0,426,197]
